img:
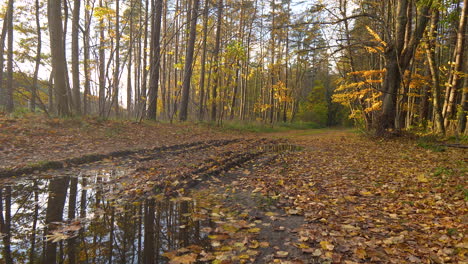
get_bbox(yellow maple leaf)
[320,241,334,251]
[417,174,429,183]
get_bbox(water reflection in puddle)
[0,169,211,264]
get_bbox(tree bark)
[198,0,209,121]
[147,0,163,120]
[377,1,431,135]
[48,0,70,116]
[31,0,42,112]
[444,0,467,128]
[98,0,106,117]
[425,10,445,134]
[113,0,121,116]
[6,0,14,112]
[211,0,223,122]
[179,0,200,121]
[0,10,8,109]
[83,0,91,115]
[72,0,81,114]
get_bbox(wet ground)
[0,139,307,264]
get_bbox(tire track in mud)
[0,139,242,178]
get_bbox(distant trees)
[0,0,465,135]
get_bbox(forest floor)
[0,114,467,263]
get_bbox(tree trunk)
[425,10,445,134]
[127,0,134,116]
[31,0,42,112]
[83,0,91,115]
[0,11,8,110]
[6,0,14,113]
[179,0,200,121]
[458,62,468,134]
[198,0,209,121]
[71,0,81,114]
[98,0,106,117]
[211,0,223,122]
[48,0,70,116]
[140,0,149,120]
[377,1,431,135]
[113,0,120,116]
[148,0,163,120]
[444,0,467,128]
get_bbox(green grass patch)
[416,135,446,152]
[206,121,324,133]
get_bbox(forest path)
[0,117,466,263]
[229,129,467,263]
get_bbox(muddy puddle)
[0,168,212,263]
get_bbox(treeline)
[0,0,466,135]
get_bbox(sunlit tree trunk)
[425,10,445,134]
[443,0,467,128]
[377,1,431,135]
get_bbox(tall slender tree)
[6,0,14,112]
[31,0,42,112]
[72,0,81,114]
[211,0,223,122]
[147,0,163,120]
[179,0,200,121]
